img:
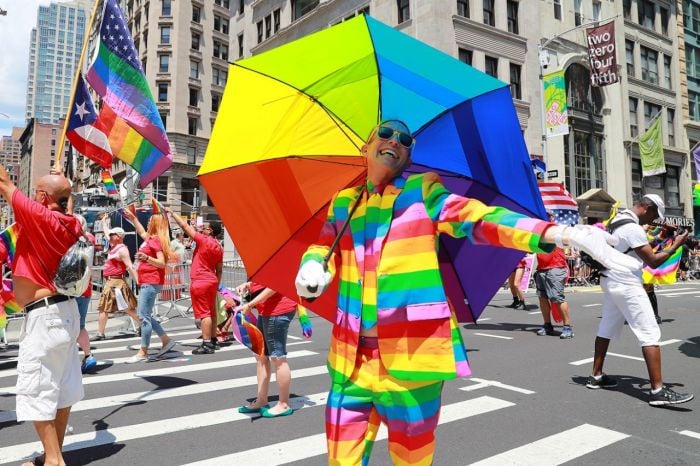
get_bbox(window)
[660,7,668,35]
[187,146,197,165]
[212,93,221,112]
[509,63,521,99]
[458,48,472,66]
[484,55,498,78]
[157,82,168,102]
[666,166,680,207]
[188,117,198,136]
[507,1,518,34]
[160,26,171,44]
[667,108,675,146]
[690,91,700,121]
[457,0,469,18]
[640,46,658,84]
[663,55,672,89]
[212,67,227,86]
[191,32,200,50]
[292,0,319,21]
[159,54,169,72]
[221,18,229,34]
[238,0,244,15]
[213,40,228,60]
[625,40,634,77]
[192,6,201,23]
[237,34,243,58]
[189,88,198,107]
[574,0,582,26]
[644,102,661,128]
[553,0,561,20]
[592,1,601,21]
[257,21,263,43]
[265,14,271,38]
[398,0,410,23]
[639,1,655,30]
[162,0,171,16]
[273,9,280,32]
[629,98,638,137]
[623,0,631,20]
[190,60,200,79]
[483,0,494,27]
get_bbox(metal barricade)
[155,261,192,322]
[221,259,248,289]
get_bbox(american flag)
[537,182,579,226]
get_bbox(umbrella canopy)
[199,15,546,323]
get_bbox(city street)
[1,282,699,465]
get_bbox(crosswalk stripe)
[0,340,312,379]
[0,391,331,464]
[469,423,629,465]
[182,396,515,465]
[0,365,328,424]
[0,349,317,394]
[656,290,700,297]
[679,430,700,440]
[473,333,513,340]
[655,287,697,294]
[87,327,199,346]
[460,378,536,395]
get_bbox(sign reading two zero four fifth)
[200,15,546,323]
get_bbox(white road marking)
[473,333,513,340]
[0,340,312,379]
[0,392,330,464]
[0,365,328,424]
[679,430,700,440]
[659,339,682,346]
[181,396,515,465]
[570,351,645,366]
[0,350,316,394]
[469,424,629,465]
[460,378,536,395]
[582,304,601,308]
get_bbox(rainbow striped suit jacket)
[301,173,553,384]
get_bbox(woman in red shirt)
[123,209,177,363]
[236,281,297,418]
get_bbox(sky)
[0,0,53,137]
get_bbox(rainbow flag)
[151,197,165,215]
[0,224,17,265]
[101,170,119,195]
[643,247,682,285]
[694,183,700,207]
[86,0,172,188]
[231,310,265,356]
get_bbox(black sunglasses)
[376,126,414,148]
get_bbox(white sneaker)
[155,340,176,358]
[125,354,148,364]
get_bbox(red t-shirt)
[249,282,296,317]
[103,244,129,277]
[11,189,82,292]
[137,236,164,285]
[190,232,223,283]
[536,247,567,270]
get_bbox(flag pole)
[54,0,103,171]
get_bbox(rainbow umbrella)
[199,15,546,323]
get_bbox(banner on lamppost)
[586,20,619,87]
[543,70,569,138]
[639,116,665,177]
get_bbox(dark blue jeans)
[257,310,296,359]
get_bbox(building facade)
[0,128,24,228]
[231,0,694,224]
[18,119,67,196]
[25,0,92,125]
[107,0,233,219]
[682,0,700,232]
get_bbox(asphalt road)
[0,282,698,465]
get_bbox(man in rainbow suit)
[295,120,639,466]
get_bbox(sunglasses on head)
[376,126,414,148]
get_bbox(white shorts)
[16,298,84,422]
[599,278,660,347]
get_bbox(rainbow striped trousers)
[326,344,443,465]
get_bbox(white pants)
[16,298,84,421]
[599,278,660,347]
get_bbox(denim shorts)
[257,310,296,359]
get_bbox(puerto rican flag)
[537,181,579,226]
[65,74,113,168]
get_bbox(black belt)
[24,295,72,313]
